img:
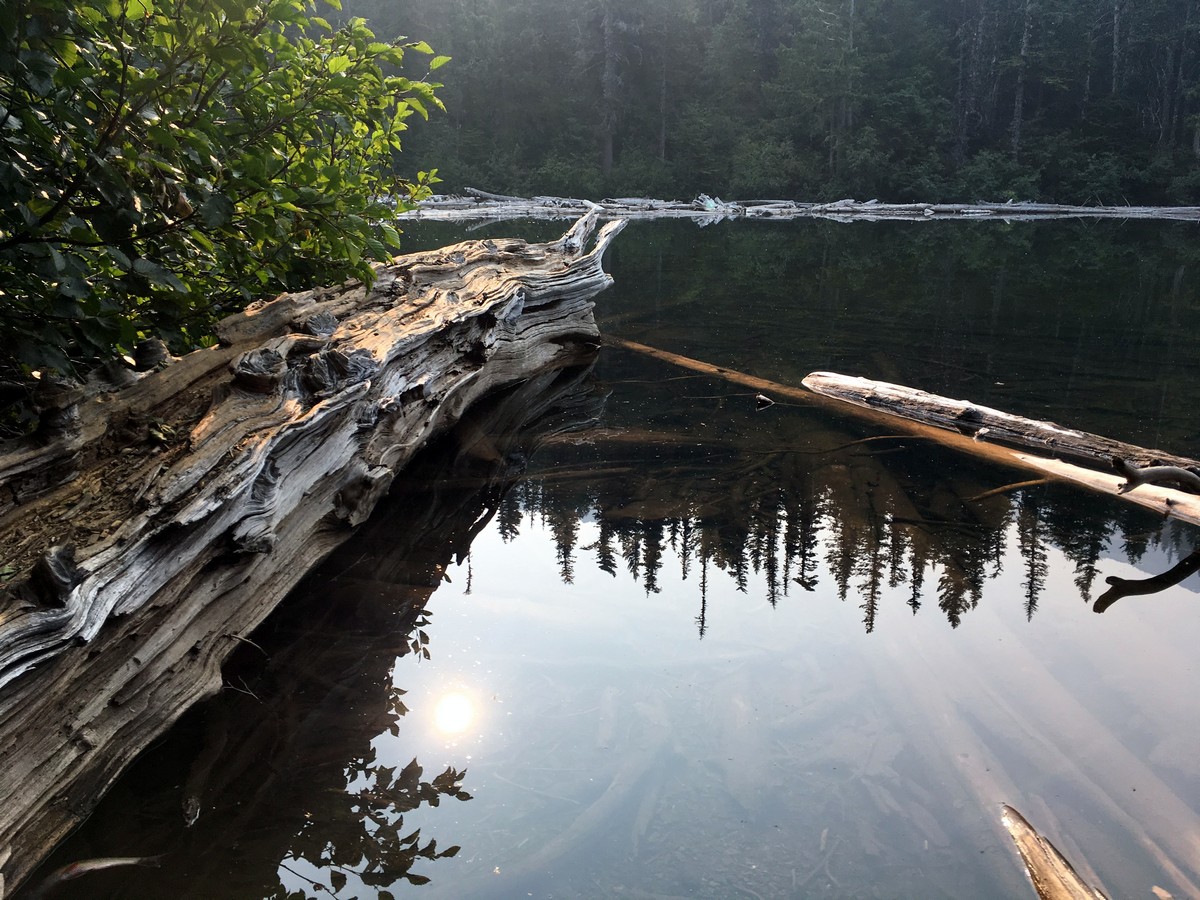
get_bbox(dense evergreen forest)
[348,0,1200,204]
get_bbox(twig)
[795,835,842,893]
[966,478,1050,502]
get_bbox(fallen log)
[602,338,1200,526]
[25,363,606,899]
[398,192,1200,225]
[801,372,1200,527]
[0,211,623,895]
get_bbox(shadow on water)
[20,363,606,900]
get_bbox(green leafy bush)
[0,0,444,372]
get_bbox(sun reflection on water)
[434,690,476,735]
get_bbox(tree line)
[354,0,1200,204]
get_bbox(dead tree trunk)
[0,212,624,897]
[802,371,1200,526]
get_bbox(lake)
[26,217,1200,899]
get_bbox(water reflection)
[23,364,604,899]
[499,346,1200,635]
[1093,549,1200,613]
[433,692,476,736]
[27,219,1200,899]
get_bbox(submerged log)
[0,212,623,895]
[1001,805,1109,900]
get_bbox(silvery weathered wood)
[802,371,1200,527]
[0,212,623,896]
[397,191,1200,224]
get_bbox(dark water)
[28,219,1200,899]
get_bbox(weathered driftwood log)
[801,372,1200,527]
[398,192,1200,225]
[24,364,606,899]
[600,338,1200,527]
[0,211,623,896]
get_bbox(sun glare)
[434,691,475,735]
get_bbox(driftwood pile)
[0,211,623,896]
[398,188,1200,225]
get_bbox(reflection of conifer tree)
[826,514,858,603]
[781,490,800,588]
[757,492,783,607]
[1042,493,1111,601]
[908,553,925,614]
[1153,518,1200,561]
[937,564,968,628]
[888,524,908,589]
[860,537,882,634]
[641,520,665,594]
[696,544,711,639]
[722,522,750,593]
[496,486,524,542]
[549,506,578,584]
[589,514,619,576]
[792,476,822,592]
[903,535,930,614]
[1017,492,1048,621]
[1118,505,1152,563]
[619,527,643,581]
[678,514,696,583]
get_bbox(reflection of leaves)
[287,757,472,892]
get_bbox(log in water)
[0,212,623,895]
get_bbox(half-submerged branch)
[1093,550,1200,613]
[0,211,623,895]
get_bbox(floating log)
[397,192,1200,225]
[801,372,1200,527]
[602,338,1200,527]
[0,212,623,895]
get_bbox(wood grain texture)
[0,212,623,895]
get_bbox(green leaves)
[0,0,443,373]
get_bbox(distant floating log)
[397,192,1200,225]
[0,211,623,895]
[802,371,1200,527]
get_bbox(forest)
[351,0,1200,205]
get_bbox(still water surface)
[29,219,1200,898]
